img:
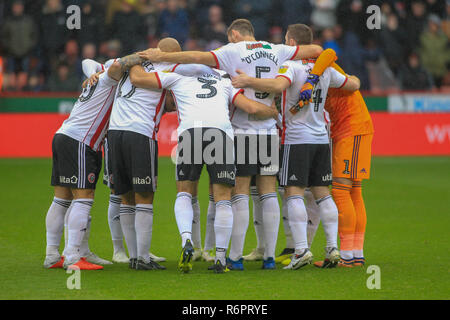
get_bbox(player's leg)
[332,135,365,267]
[76,150,112,266]
[103,138,128,263]
[310,186,340,268]
[174,179,196,273]
[206,129,235,273]
[64,188,102,270]
[256,174,280,269]
[134,190,165,270]
[202,184,216,262]
[282,186,314,270]
[108,190,128,263]
[351,180,366,266]
[108,130,138,268]
[132,136,165,270]
[276,186,295,264]
[211,183,233,273]
[45,134,73,268]
[308,144,340,268]
[119,191,138,268]
[279,144,314,270]
[189,180,203,261]
[44,186,72,268]
[350,134,372,266]
[256,133,281,269]
[243,176,265,261]
[228,175,251,269]
[304,189,320,249]
[49,134,103,270]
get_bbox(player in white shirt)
[43,51,146,270]
[78,57,169,265]
[128,64,278,273]
[232,24,360,270]
[107,38,216,271]
[137,18,323,270]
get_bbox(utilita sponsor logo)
[425,125,450,144]
[133,176,152,185]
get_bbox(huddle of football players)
[43,18,373,273]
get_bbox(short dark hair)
[227,19,254,36]
[286,24,313,45]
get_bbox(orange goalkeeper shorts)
[332,134,373,180]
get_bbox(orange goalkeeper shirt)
[324,88,374,142]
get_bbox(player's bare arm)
[107,53,145,81]
[232,69,290,93]
[234,93,278,120]
[138,48,217,67]
[128,65,160,89]
[292,44,323,60]
[343,75,361,91]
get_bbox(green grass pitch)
[0,156,448,300]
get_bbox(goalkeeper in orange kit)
[298,49,374,267]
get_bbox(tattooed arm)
[107,53,144,81]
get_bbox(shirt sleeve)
[329,67,348,89]
[275,44,299,63]
[231,87,244,105]
[275,62,296,86]
[98,71,118,87]
[172,64,215,77]
[82,59,103,78]
[156,71,182,90]
[210,43,236,73]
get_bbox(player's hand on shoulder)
[83,70,104,88]
[138,48,162,61]
[231,69,251,88]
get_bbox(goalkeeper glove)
[298,73,320,107]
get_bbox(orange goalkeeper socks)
[332,182,356,261]
[351,180,366,259]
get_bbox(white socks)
[63,204,72,255]
[251,186,265,250]
[203,194,216,251]
[279,188,294,249]
[65,199,93,262]
[119,204,137,259]
[316,195,338,249]
[108,194,124,253]
[191,196,202,249]
[229,194,249,261]
[214,200,233,264]
[79,215,92,257]
[135,204,154,262]
[304,189,320,248]
[45,197,72,256]
[174,192,193,247]
[260,192,280,259]
[286,195,308,252]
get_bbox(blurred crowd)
[0,0,449,93]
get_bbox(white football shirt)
[277,60,347,145]
[156,71,242,140]
[108,61,176,139]
[210,41,298,133]
[57,71,118,151]
[109,62,215,139]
